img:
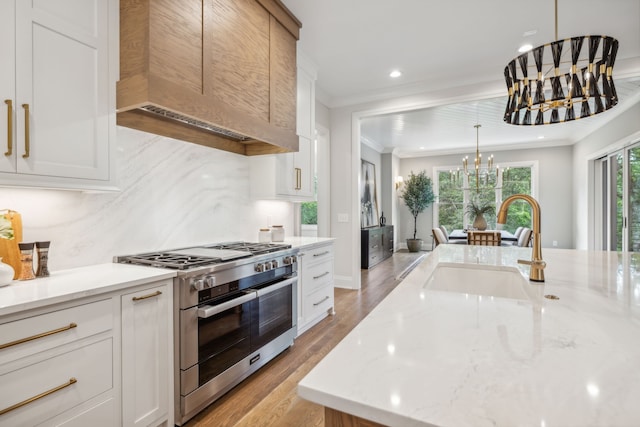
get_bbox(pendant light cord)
[555,0,558,40]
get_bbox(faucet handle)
[517,259,546,268]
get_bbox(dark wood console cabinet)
[361,225,394,269]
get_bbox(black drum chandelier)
[503,0,619,126]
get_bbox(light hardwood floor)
[186,250,427,427]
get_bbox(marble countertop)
[0,238,334,318]
[0,263,176,317]
[298,245,640,426]
[284,236,335,249]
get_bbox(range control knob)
[192,279,205,291]
[205,276,216,288]
[255,262,272,272]
[270,259,279,269]
[283,255,297,265]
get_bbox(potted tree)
[401,170,435,252]
[465,197,495,231]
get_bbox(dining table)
[449,229,518,243]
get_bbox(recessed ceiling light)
[389,70,402,78]
[419,147,425,150]
[518,44,533,53]
[538,135,545,139]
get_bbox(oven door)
[250,275,297,351]
[193,291,257,387]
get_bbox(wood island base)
[325,407,387,427]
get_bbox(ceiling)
[281,0,640,157]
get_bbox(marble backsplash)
[1,127,293,271]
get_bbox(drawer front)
[303,284,334,322]
[304,260,334,295]
[0,338,113,426]
[367,233,382,251]
[51,397,115,427]
[0,299,112,365]
[368,251,381,266]
[305,244,334,263]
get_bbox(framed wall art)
[360,160,379,228]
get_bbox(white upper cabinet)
[0,1,15,174]
[0,0,117,190]
[250,49,317,201]
[296,64,315,140]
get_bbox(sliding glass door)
[629,145,640,252]
[598,143,640,252]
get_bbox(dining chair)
[467,230,502,246]
[439,225,449,242]
[513,226,524,239]
[517,228,532,247]
[432,228,447,247]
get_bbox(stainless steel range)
[115,241,298,425]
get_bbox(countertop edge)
[0,263,176,317]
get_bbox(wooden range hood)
[117,0,301,156]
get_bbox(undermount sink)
[424,262,535,300]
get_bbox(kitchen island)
[298,244,640,426]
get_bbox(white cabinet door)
[275,152,295,196]
[296,67,315,140]
[0,1,16,174]
[294,136,314,198]
[275,136,314,198]
[14,0,110,180]
[121,282,172,427]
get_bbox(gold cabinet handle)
[0,323,77,350]
[295,167,302,190]
[0,378,77,416]
[132,290,162,301]
[4,99,12,156]
[21,103,29,158]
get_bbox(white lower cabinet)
[121,282,172,427]
[297,241,335,336]
[0,300,115,427]
[0,279,173,427]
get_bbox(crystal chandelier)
[503,0,618,125]
[451,125,507,193]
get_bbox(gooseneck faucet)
[497,194,546,282]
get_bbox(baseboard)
[333,274,355,289]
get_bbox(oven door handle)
[197,292,257,318]
[255,276,297,297]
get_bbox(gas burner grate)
[122,252,221,270]
[206,241,292,255]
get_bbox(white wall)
[316,100,331,131]
[1,127,294,271]
[399,145,574,249]
[572,97,640,249]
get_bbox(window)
[434,162,536,233]
[596,142,640,252]
[436,170,465,230]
